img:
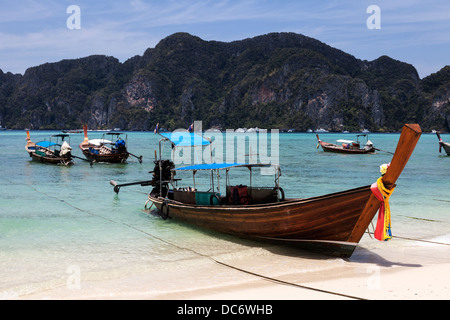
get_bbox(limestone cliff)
[0,32,448,132]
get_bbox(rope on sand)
[25,183,367,300]
[366,223,449,247]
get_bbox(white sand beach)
[17,237,450,301]
[156,242,450,300]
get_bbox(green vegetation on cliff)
[0,32,448,132]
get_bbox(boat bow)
[348,124,422,243]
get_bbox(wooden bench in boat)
[227,186,278,205]
[171,186,278,206]
[172,189,221,205]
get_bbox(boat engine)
[150,160,175,197]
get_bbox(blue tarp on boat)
[36,141,58,148]
[158,132,211,147]
[175,163,246,171]
[175,163,274,171]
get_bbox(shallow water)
[0,129,449,299]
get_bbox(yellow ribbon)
[376,177,395,241]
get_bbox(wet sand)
[19,237,450,300]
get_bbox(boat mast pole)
[211,168,215,192]
[159,138,164,198]
[193,170,196,190]
[216,169,220,194]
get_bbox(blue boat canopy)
[36,141,58,148]
[174,163,274,171]
[158,132,211,147]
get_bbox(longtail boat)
[25,131,75,165]
[111,124,421,257]
[316,134,376,154]
[436,132,450,155]
[79,125,142,163]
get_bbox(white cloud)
[0,0,60,23]
[0,0,448,77]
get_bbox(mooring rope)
[21,181,450,299]
[366,222,450,246]
[433,198,450,203]
[22,180,450,298]
[122,215,367,300]
[23,182,366,300]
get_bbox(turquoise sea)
[0,129,449,299]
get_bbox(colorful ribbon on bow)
[371,177,395,241]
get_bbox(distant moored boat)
[436,132,450,155]
[316,134,376,154]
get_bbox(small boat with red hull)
[317,134,375,154]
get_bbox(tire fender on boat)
[160,200,169,220]
[209,194,221,205]
[275,187,285,201]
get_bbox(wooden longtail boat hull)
[79,125,129,163]
[436,132,450,155]
[441,142,450,155]
[25,132,74,165]
[79,149,129,163]
[149,186,372,257]
[318,142,375,154]
[147,124,422,257]
[316,135,375,154]
[28,151,73,165]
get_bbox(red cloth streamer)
[370,181,385,241]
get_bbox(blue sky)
[0,0,449,78]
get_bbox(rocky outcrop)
[421,66,450,131]
[0,33,448,132]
